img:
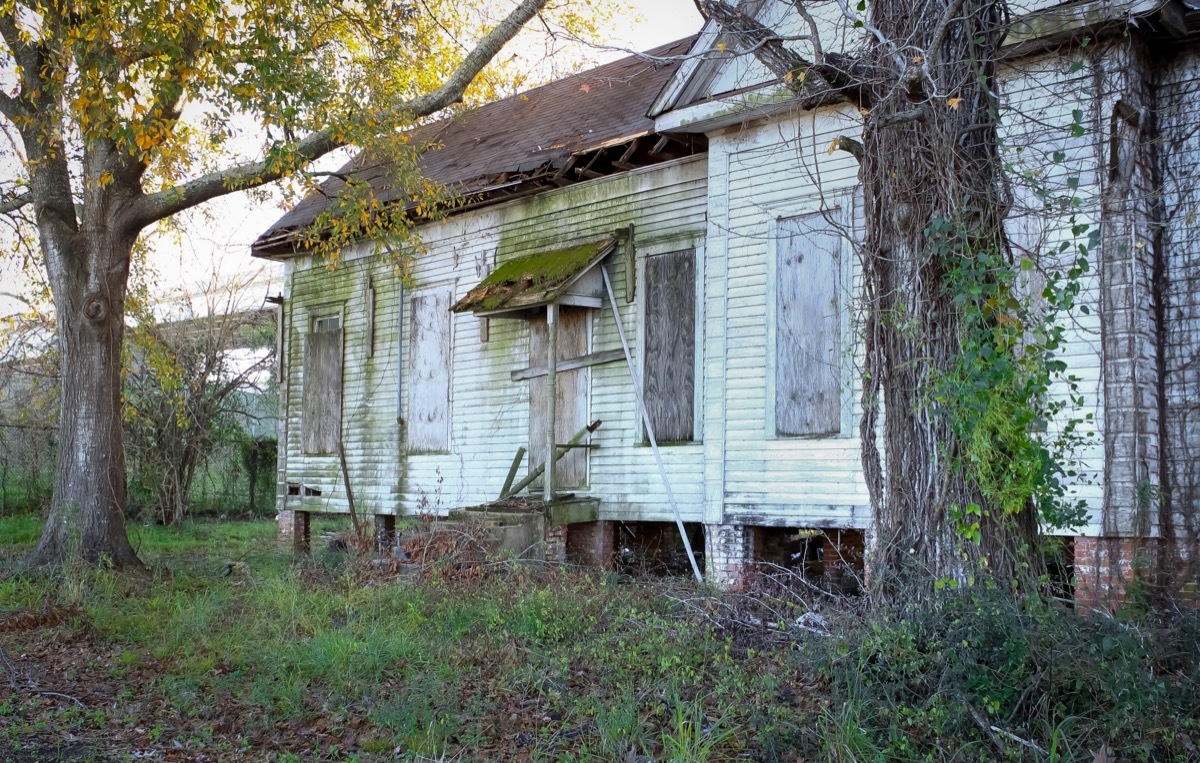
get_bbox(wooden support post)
[544,303,558,503]
[500,447,527,499]
[337,440,364,543]
[374,514,396,555]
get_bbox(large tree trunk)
[859,0,1040,592]
[27,228,142,568]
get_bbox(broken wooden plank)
[500,446,527,499]
[510,348,624,382]
[552,155,579,186]
[502,420,602,500]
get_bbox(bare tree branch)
[0,91,24,121]
[928,0,970,61]
[0,191,31,215]
[125,0,550,232]
[788,0,824,60]
[693,0,870,108]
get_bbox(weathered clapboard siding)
[283,248,409,515]
[687,45,1116,530]
[385,157,710,520]
[1157,49,1200,542]
[278,19,1164,542]
[996,53,1110,532]
[703,106,868,527]
[518,160,709,520]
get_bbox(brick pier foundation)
[277,509,310,553]
[566,520,615,569]
[704,523,752,589]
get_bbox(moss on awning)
[451,237,616,315]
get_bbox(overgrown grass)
[0,518,801,761]
[1,518,1197,762]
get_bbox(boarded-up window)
[302,314,342,454]
[407,288,452,452]
[776,212,841,436]
[644,249,696,442]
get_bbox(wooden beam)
[620,223,636,304]
[650,134,673,156]
[552,155,579,186]
[510,348,625,382]
[544,303,558,503]
[612,137,642,171]
[600,264,703,583]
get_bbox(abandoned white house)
[254,0,1200,607]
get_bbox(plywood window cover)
[643,248,697,443]
[451,237,618,318]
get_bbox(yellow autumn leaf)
[827,137,840,155]
[717,42,727,53]
[947,97,963,109]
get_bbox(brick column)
[278,509,310,553]
[566,520,615,569]
[1074,536,1146,611]
[278,509,295,548]
[704,523,752,589]
[544,524,567,563]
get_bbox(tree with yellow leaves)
[0,0,562,567]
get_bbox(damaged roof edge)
[250,36,700,259]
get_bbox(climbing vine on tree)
[695,0,1097,592]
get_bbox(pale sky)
[0,0,706,318]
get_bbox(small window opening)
[313,315,341,333]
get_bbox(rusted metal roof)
[253,37,699,257]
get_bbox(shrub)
[808,590,1200,761]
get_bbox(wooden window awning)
[450,237,617,318]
